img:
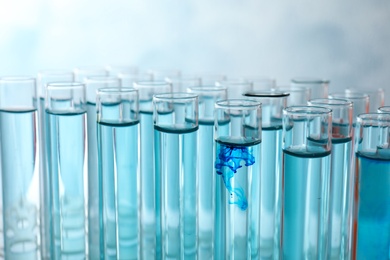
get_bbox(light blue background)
[1,0,389,92]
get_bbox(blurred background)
[1,0,389,91]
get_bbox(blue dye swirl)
[215,143,255,211]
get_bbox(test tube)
[0,76,39,259]
[308,98,353,259]
[133,81,171,259]
[73,66,107,82]
[244,91,289,259]
[97,88,140,259]
[37,70,74,259]
[345,87,385,112]
[329,92,369,126]
[119,72,152,88]
[214,99,262,259]
[352,113,390,259]
[216,79,253,99]
[275,85,311,106]
[168,75,201,92]
[282,106,332,259]
[153,93,198,259]
[105,65,138,76]
[85,76,120,259]
[46,82,87,258]
[187,85,227,259]
[248,76,276,91]
[291,77,329,99]
[378,106,390,113]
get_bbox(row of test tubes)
[0,66,388,259]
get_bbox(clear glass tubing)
[133,80,171,259]
[345,87,385,113]
[0,76,39,259]
[214,99,262,259]
[97,88,140,259]
[329,92,369,125]
[153,93,198,259]
[291,77,329,99]
[243,90,288,259]
[187,85,227,259]
[352,113,390,259]
[308,98,354,259]
[45,82,87,259]
[378,106,390,113]
[37,70,74,260]
[73,66,108,82]
[85,75,120,259]
[274,85,311,106]
[282,106,332,259]
[216,78,253,99]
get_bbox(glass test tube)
[345,87,385,112]
[352,113,390,259]
[168,76,201,93]
[85,76,120,259]
[187,86,227,259]
[308,98,353,259]
[0,77,39,259]
[45,82,87,258]
[119,72,152,88]
[73,66,107,82]
[214,99,262,259]
[37,70,74,259]
[247,76,276,91]
[105,65,138,76]
[153,93,199,259]
[216,79,253,99]
[133,81,171,259]
[97,88,140,259]
[291,77,329,99]
[198,73,226,86]
[378,106,390,113]
[329,92,369,126]
[244,91,289,259]
[282,106,332,259]
[275,85,311,106]
[149,69,181,81]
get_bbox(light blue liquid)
[215,138,261,259]
[353,152,390,259]
[155,126,198,259]
[87,102,100,259]
[198,120,215,259]
[98,120,140,259]
[39,97,52,259]
[328,138,352,259]
[0,109,39,259]
[282,149,331,259]
[46,110,86,259]
[139,111,157,259]
[260,126,282,259]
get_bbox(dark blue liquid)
[215,141,256,211]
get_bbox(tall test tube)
[0,76,39,259]
[282,106,332,259]
[97,88,140,259]
[37,70,74,259]
[308,98,353,259]
[214,99,262,259]
[244,91,289,259]
[45,82,87,258]
[133,81,171,259]
[85,76,120,259]
[153,93,198,259]
[352,113,390,259]
[188,86,227,259]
